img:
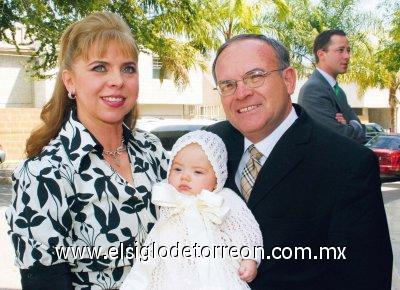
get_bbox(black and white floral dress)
[6,111,168,289]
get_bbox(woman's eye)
[92,65,106,72]
[123,65,136,74]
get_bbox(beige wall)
[0,108,42,160]
[0,53,33,107]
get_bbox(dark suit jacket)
[207,104,392,290]
[298,69,365,143]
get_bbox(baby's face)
[168,143,217,195]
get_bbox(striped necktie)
[240,145,263,202]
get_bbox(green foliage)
[0,0,19,43]
[261,0,376,79]
[0,0,213,85]
[2,0,289,86]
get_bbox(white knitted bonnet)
[167,130,228,192]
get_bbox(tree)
[0,0,19,43]
[2,0,288,86]
[261,0,374,77]
[262,0,400,130]
[366,7,400,131]
[2,0,212,86]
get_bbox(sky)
[311,0,385,13]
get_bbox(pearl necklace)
[102,138,126,166]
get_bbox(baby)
[121,130,263,290]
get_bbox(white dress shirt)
[235,106,298,189]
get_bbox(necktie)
[333,83,340,97]
[240,145,263,202]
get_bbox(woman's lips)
[101,96,125,108]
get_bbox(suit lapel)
[247,105,312,209]
[224,123,243,193]
[313,70,346,114]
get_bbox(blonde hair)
[26,11,139,158]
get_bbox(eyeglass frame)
[213,67,287,97]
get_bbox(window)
[152,56,170,79]
[152,56,162,79]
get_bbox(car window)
[366,123,385,133]
[367,136,400,150]
[136,118,217,151]
[150,125,206,151]
[366,126,378,133]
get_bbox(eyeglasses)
[214,68,285,97]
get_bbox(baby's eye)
[173,167,182,172]
[194,170,203,174]
[92,64,106,72]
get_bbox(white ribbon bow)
[152,183,230,224]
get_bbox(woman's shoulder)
[133,128,160,142]
[132,128,167,157]
[13,138,65,179]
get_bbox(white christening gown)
[120,183,263,290]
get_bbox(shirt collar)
[317,68,337,87]
[244,106,298,157]
[58,109,134,172]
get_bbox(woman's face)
[62,40,138,129]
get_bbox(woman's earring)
[68,91,76,100]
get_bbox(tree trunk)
[389,84,398,132]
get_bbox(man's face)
[317,35,350,78]
[214,39,295,143]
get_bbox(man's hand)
[238,259,257,283]
[335,113,347,124]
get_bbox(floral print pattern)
[6,110,168,289]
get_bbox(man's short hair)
[212,34,290,82]
[313,29,346,63]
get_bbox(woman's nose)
[108,70,124,87]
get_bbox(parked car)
[0,144,5,164]
[364,122,385,143]
[365,134,400,177]
[136,118,218,151]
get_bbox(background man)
[208,34,392,290]
[298,29,365,143]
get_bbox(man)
[298,29,365,143]
[207,34,392,290]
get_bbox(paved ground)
[0,181,400,289]
[382,182,400,289]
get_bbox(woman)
[6,12,168,290]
